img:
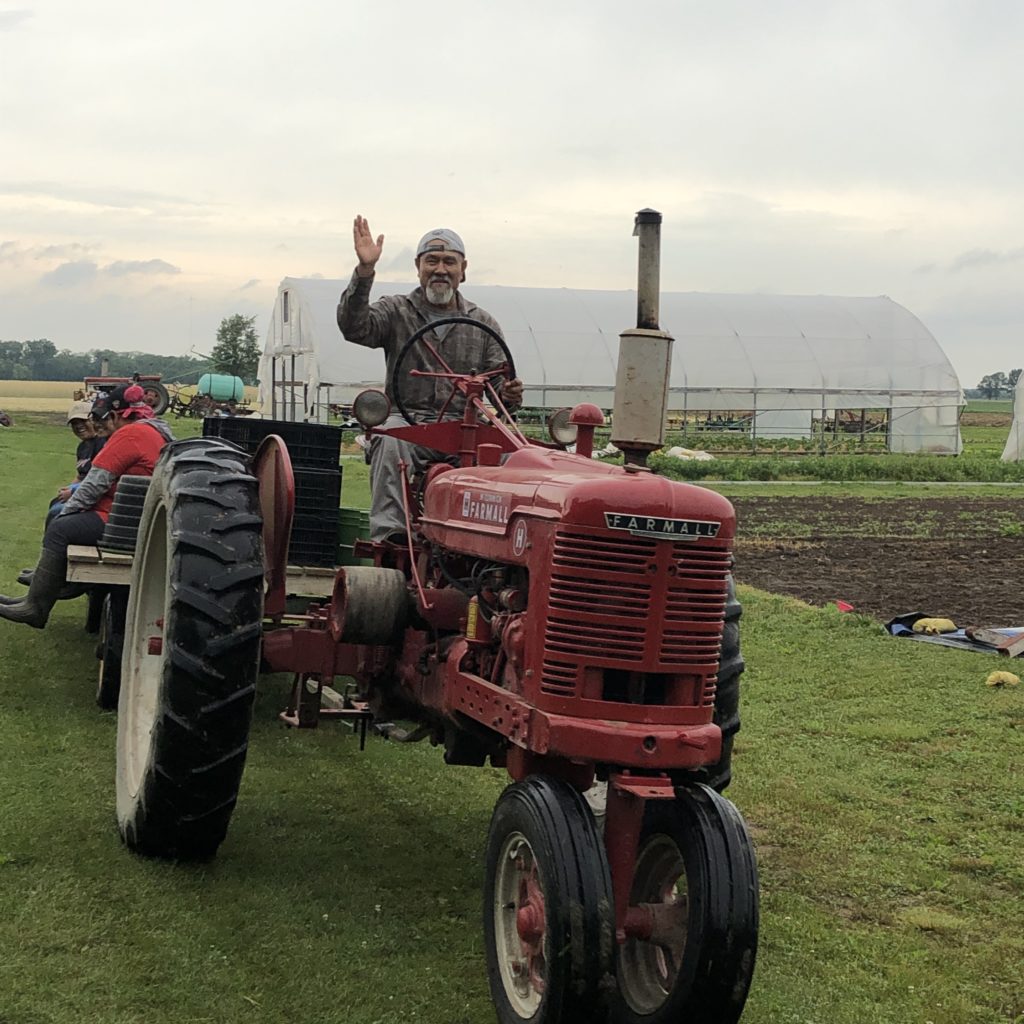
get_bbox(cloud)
[38,257,180,286]
[0,180,207,213]
[37,242,95,261]
[0,240,96,265]
[0,9,31,30]
[104,258,180,277]
[949,246,1024,272]
[40,260,99,287]
[379,246,415,273]
[239,278,260,290]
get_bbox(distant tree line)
[975,368,1022,399]
[0,312,262,385]
[0,339,210,383]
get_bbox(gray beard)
[426,281,454,306]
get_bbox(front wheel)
[483,776,614,1024]
[116,439,264,859]
[613,785,759,1024]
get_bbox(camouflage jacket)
[336,271,512,422]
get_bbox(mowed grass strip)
[1,419,1022,1024]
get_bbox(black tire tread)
[703,574,744,792]
[484,776,613,1024]
[613,785,759,1024]
[118,438,263,860]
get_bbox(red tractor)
[82,373,171,415]
[112,214,758,1024]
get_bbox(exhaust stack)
[610,209,674,468]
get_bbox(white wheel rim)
[120,504,169,800]
[493,831,545,1018]
[618,833,689,1014]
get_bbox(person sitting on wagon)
[337,216,523,542]
[14,401,110,588]
[45,400,108,526]
[0,384,174,630]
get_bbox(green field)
[1,416,1022,1024]
[964,399,1014,415]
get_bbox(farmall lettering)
[460,489,511,526]
[604,511,721,541]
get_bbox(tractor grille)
[540,527,731,698]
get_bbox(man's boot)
[0,568,36,599]
[1,563,82,606]
[0,549,67,628]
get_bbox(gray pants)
[368,414,456,541]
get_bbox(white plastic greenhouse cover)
[260,277,964,453]
[1001,375,1024,462]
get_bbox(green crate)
[337,507,372,566]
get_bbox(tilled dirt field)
[730,496,1024,626]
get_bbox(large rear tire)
[483,776,614,1024]
[703,574,744,792]
[116,439,264,859]
[140,381,170,416]
[613,785,759,1024]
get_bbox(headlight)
[352,389,391,428]
[548,408,578,446]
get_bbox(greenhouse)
[259,277,964,454]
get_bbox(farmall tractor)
[113,212,758,1024]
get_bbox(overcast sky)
[1,0,1021,387]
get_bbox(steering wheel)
[390,316,517,425]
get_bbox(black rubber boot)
[2,565,83,604]
[2,583,86,604]
[0,549,67,629]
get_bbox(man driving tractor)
[337,216,523,542]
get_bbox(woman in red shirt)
[0,384,173,629]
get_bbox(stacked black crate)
[202,418,343,567]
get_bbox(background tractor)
[79,373,171,415]
[111,212,758,1024]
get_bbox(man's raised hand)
[353,216,384,275]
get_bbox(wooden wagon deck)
[65,545,338,598]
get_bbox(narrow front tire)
[484,776,614,1024]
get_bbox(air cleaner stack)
[610,208,674,467]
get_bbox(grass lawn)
[0,416,1022,1023]
[964,399,1014,415]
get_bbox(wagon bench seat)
[65,545,337,597]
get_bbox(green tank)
[197,374,245,402]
